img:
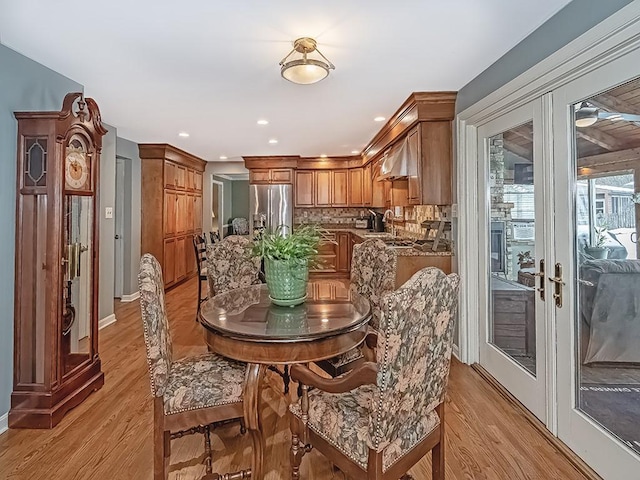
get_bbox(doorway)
[211,179,223,238]
[114,157,125,298]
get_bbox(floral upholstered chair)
[290,267,460,480]
[206,235,261,297]
[232,217,250,235]
[319,239,398,375]
[139,254,247,480]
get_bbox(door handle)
[548,263,565,308]
[534,259,545,301]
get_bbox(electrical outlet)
[105,207,113,219]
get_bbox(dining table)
[199,279,371,480]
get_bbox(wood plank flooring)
[0,277,591,479]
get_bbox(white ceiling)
[0,0,572,162]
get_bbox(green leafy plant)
[593,215,609,248]
[252,224,325,267]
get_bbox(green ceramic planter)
[264,258,309,306]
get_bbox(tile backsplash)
[294,208,378,225]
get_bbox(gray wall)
[456,0,634,113]
[116,137,142,296]
[231,180,250,220]
[99,125,117,321]
[0,44,83,422]
[212,175,234,228]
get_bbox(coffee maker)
[368,210,385,232]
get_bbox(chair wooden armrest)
[365,330,378,349]
[290,362,377,394]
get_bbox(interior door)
[114,158,124,298]
[553,47,640,479]
[477,98,550,421]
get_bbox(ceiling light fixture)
[219,156,228,160]
[279,37,335,85]
[575,102,598,128]
[257,119,269,125]
[374,116,386,122]
[268,139,278,144]
[351,150,359,154]
[320,154,328,158]
[178,132,190,137]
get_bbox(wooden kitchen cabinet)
[295,170,314,207]
[371,159,389,208]
[315,170,332,206]
[348,168,363,206]
[332,169,348,206]
[141,144,206,289]
[391,179,410,207]
[249,168,293,184]
[406,125,421,204]
[420,121,452,205]
[336,232,351,272]
[363,163,372,206]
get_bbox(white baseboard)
[452,343,460,361]
[99,313,117,330]
[120,291,140,303]
[0,412,8,436]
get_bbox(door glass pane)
[488,121,537,375]
[573,79,640,454]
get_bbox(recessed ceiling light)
[257,119,269,125]
[268,139,278,144]
[178,132,190,137]
[374,116,385,122]
[219,156,228,160]
[320,154,327,158]
[351,150,359,154]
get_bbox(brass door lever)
[548,263,565,307]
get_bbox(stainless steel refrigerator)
[249,184,293,235]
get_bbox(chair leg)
[432,440,444,480]
[290,415,304,480]
[204,424,213,474]
[283,365,290,394]
[196,278,203,322]
[154,427,170,480]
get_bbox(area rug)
[579,384,640,453]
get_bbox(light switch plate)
[105,207,113,219]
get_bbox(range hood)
[378,136,418,180]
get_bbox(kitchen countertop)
[315,226,453,257]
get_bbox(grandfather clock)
[10,92,107,428]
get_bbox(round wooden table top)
[199,280,371,364]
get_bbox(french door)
[553,46,640,478]
[477,98,551,422]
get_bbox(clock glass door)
[62,194,94,376]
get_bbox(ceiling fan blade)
[597,111,640,122]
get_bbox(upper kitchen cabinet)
[140,144,206,289]
[244,156,298,184]
[315,170,332,206]
[348,168,363,206]
[295,170,315,207]
[332,169,348,206]
[363,92,456,206]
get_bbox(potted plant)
[252,224,324,306]
[584,221,610,259]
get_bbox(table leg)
[244,363,266,480]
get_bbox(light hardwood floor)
[0,278,590,480]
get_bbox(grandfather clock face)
[64,141,91,192]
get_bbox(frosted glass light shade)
[281,59,330,85]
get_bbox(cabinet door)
[384,179,392,208]
[271,169,293,184]
[332,170,348,206]
[164,190,177,235]
[250,169,271,184]
[194,171,203,192]
[175,165,186,189]
[175,236,186,281]
[348,168,363,207]
[163,238,176,286]
[185,234,196,277]
[186,169,195,191]
[420,121,452,204]
[336,232,351,272]
[186,194,195,233]
[371,161,387,208]
[164,162,176,188]
[407,126,421,205]
[176,193,187,234]
[363,164,372,206]
[295,171,314,207]
[194,194,203,231]
[315,171,332,206]
[391,179,409,207]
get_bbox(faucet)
[383,209,396,237]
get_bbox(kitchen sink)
[363,232,392,238]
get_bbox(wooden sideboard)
[140,144,206,289]
[491,276,536,357]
